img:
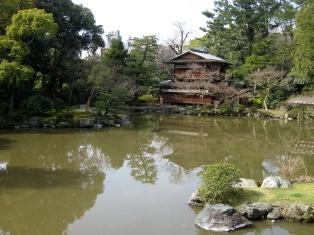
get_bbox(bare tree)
[167,22,191,55]
[173,64,249,107]
[249,66,285,110]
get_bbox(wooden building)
[160,49,230,105]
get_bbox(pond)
[1,115,314,235]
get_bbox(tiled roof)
[169,50,228,63]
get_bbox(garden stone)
[261,176,291,188]
[120,116,130,126]
[20,124,30,129]
[280,204,314,223]
[79,118,94,128]
[56,122,71,128]
[267,207,283,220]
[29,117,41,127]
[195,204,252,232]
[102,119,115,127]
[239,202,273,220]
[94,124,103,129]
[0,162,8,172]
[188,190,203,207]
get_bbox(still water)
[1,115,314,235]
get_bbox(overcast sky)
[72,0,214,43]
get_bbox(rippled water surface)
[1,115,314,235]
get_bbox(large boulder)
[267,207,283,220]
[280,204,314,223]
[188,190,204,207]
[239,202,273,220]
[195,204,252,232]
[79,118,94,128]
[261,176,291,188]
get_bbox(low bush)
[53,98,66,112]
[56,113,74,123]
[22,95,53,114]
[199,163,241,204]
[138,94,158,104]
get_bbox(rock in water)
[239,202,273,220]
[261,176,291,188]
[188,190,204,207]
[267,207,283,220]
[195,204,252,232]
[79,118,94,128]
[281,204,314,223]
[0,162,8,171]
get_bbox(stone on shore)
[280,204,314,223]
[195,204,252,232]
[267,207,283,220]
[261,176,291,188]
[79,118,94,128]
[188,190,204,207]
[56,122,71,128]
[239,202,273,220]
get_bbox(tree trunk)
[67,88,72,112]
[9,90,14,115]
[263,89,269,110]
[86,94,92,112]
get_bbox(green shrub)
[53,98,66,112]
[199,163,241,204]
[22,95,53,114]
[251,98,263,108]
[56,113,74,123]
[138,94,158,104]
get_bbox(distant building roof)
[166,49,229,64]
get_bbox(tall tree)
[202,0,294,66]
[0,0,34,35]
[292,1,314,87]
[0,61,33,114]
[127,36,158,86]
[34,0,105,97]
[167,22,190,55]
[86,40,134,112]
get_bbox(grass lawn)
[234,183,314,206]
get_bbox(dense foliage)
[0,0,313,119]
[200,0,313,109]
[199,163,241,203]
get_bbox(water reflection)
[0,167,104,235]
[0,116,313,235]
[157,116,314,179]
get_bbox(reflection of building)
[160,49,230,105]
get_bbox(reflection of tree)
[127,153,157,184]
[159,115,314,179]
[0,167,105,235]
[127,134,173,184]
